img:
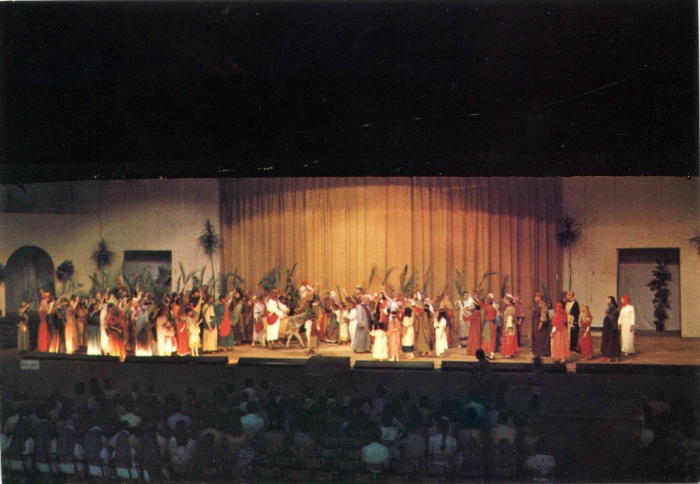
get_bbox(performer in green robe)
[216,294,236,350]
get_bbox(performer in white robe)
[100,299,110,355]
[454,291,475,346]
[347,302,358,343]
[201,297,218,353]
[618,294,635,355]
[266,290,288,344]
[434,310,449,357]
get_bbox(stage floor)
[5,330,696,368]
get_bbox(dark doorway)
[617,248,680,331]
[5,246,55,315]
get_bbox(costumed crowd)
[18,272,636,364]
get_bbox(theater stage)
[2,330,700,370]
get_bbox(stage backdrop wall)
[220,177,562,326]
[562,177,700,337]
[0,179,220,314]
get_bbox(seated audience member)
[397,416,427,469]
[428,418,457,460]
[490,411,517,447]
[168,420,197,474]
[523,438,556,481]
[361,427,391,469]
[240,401,265,436]
[167,402,192,431]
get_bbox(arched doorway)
[5,246,55,315]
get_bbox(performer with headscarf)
[475,293,497,359]
[434,309,449,357]
[74,297,89,349]
[171,295,188,356]
[549,293,570,363]
[352,295,372,353]
[217,293,236,351]
[618,294,635,356]
[401,304,415,359]
[455,291,475,348]
[600,296,621,362]
[64,296,79,354]
[105,303,128,362]
[500,296,519,358]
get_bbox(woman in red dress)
[172,297,189,356]
[579,304,594,360]
[466,309,482,356]
[550,293,570,363]
[37,292,51,352]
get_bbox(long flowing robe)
[550,302,570,360]
[74,303,88,348]
[477,299,497,355]
[187,317,201,349]
[500,306,519,357]
[415,308,432,354]
[241,299,254,342]
[217,302,236,349]
[466,310,482,356]
[172,304,188,356]
[579,314,593,358]
[156,312,175,356]
[323,299,338,343]
[388,314,402,359]
[601,304,621,359]
[339,309,350,343]
[370,329,388,360]
[265,298,286,342]
[230,298,244,343]
[348,307,358,343]
[135,308,154,357]
[87,310,102,355]
[49,309,65,353]
[106,306,128,362]
[401,315,414,351]
[618,304,635,354]
[352,303,372,352]
[17,306,30,352]
[37,299,50,352]
[434,316,448,357]
[64,305,79,354]
[100,304,110,355]
[201,304,218,352]
[531,302,551,357]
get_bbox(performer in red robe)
[579,305,594,360]
[500,297,519,358]
[106,304,128,362]
[172,297,189,356]
[37,292,51,352]
[475,294,498,358]
[466,309,483,356]
[550,293,570,363]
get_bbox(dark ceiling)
[1,0,698,183]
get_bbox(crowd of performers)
[17,280,635,364]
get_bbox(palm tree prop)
[381,267,395,294]
[56,260,75,297]
[453,270,465,298]
[259,267,281,293]
[400,267,419,297]
[556,215,583,292]
[540,280,552,308]
[688,226,700,255]
[196,219,223,295]
[647,259,672,331]
[91,238,114,286]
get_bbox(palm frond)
[398,265,408,288]
[382,267,395,287]
[453,270,465,297]
[501,275,509,299]
[540,280,552,307]
[422,267,432,295]
[367,266,377,291]
[400,268,419,297]
[175,275,182,294]
[476,270,497,300]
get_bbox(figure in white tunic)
[618,294,635,355]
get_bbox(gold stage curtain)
[220,178,561,314]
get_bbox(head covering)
[620,294,631,306]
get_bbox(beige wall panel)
[562,177,699,337]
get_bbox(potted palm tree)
[196,219,223,296]
[91,238,114,286]
[647,259,672,332]
[556,215,583,292]
[55,260,75,297]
